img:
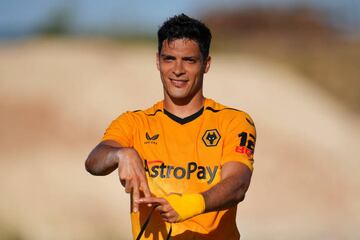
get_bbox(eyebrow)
[183,56,197,61]
[160,54,175,58]
[160,54,199,60]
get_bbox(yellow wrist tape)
[164,193,205,222]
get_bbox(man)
[85,14,256,239]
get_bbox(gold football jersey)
[102,98,256,240]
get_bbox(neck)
[164,94,205,118]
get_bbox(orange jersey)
[102,98,256,240]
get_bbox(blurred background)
[1,0,359,239]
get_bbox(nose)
[173,61,185,77]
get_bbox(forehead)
[160,38,201,56]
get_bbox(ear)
[156,52,160,70]
[204,56,211,73]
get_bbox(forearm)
[85,143,121,175]
[140,163,252,223]
[139,168,251,223]
[202,162,252,212]
[202,174,249,212]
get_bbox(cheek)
[188,64,202,74]
[190,68,203,81]
[159,69,170,84]
[158,67,166,78]
[159,65,171,76]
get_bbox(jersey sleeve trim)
[144,109,163,116]
[205,106,243,113]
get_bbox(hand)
[138,197,179,223]
[116,148,151,212]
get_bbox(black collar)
[164,107,204,125]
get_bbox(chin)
[167,92,194,105]
[169,94,187,101]
[167,89,188,99]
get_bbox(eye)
[162,56,175,62]
[184,57,196,63]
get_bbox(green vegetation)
[36,6,74,36]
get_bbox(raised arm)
[85,140,151,212]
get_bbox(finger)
[138,197,166,205]
[160,211,171,218]
[124,179,132,193]
[167,216,177,223]
[140,178,151,198]
[118,169,126,187]
[139,178,152,207]
[156,204,171,213]
[120,179,126,187]
[161,212,178,223]
[132,181,140,213]
[165,210,179,223]
[155,204,165,213]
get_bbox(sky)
[0,0,359,38]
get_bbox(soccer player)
[85,14,256,240]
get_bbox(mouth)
[169,78,188,87]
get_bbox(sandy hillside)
[0,38,359,240]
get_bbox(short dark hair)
[157,14,212,59]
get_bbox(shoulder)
[204,98,255,126]
[120,101,163,119]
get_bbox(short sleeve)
[101,112,135,147]
[221,112,256,171]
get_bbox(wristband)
[164,193,205,222]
